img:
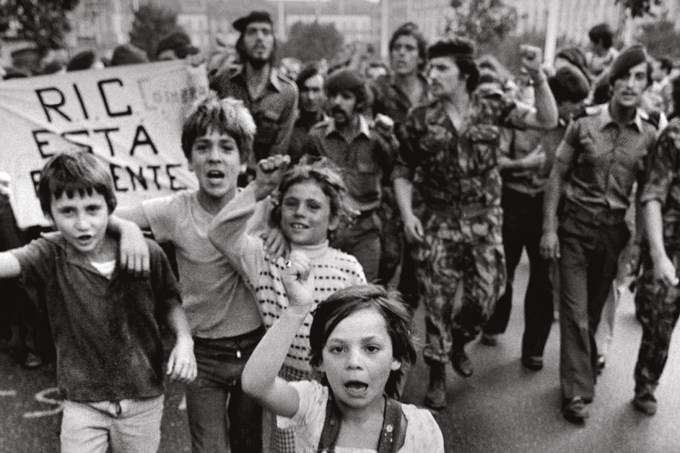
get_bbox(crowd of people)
[2,9,680,453]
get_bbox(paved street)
[1,257,679,452]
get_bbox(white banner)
[0,60,206,228]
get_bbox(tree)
[279,21,344,64]
[129,2,182,60]
[0,0,80,51]
[447,0,518,46]
[615,0,662,18]
[637,20,680,60]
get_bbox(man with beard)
[288,64,327,163]
[212,11,297,167]
[541,45,659,424]
[302,69,397,282]
[394,37,558,409]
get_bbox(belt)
[563,201,626,227]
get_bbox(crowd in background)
[2,9,680,452]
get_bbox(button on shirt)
[303,115,395,213]
[557,104,658,216]
[212,66,298,161]
[641,117,680,248]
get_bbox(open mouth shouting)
[343,380,369,398]
[206,169,225,183]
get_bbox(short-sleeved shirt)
[143,190,261,339]
[277,380,445,453]
[556,104,658,217]
[371,73,431,126]
[12,233,180,402]
[212,66,298,161]
[393,88,532,213]
[641,117,680,249]
[304,115,395,213]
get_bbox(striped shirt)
[208,184,366,372]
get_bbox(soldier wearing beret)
[540,45,660,424]
[393,37,558,409]
[211,11,298,173]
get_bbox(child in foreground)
[241,259,444,452]
[208,155,366,452]
[0,151,196,453]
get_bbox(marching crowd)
[2,9,680,453]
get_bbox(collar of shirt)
[598,103,645,133]
[230,65,282,94]
[324,114,371,141]
[386,72,430,104]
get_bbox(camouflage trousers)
[413,208,506,364]
[633,250,680,395]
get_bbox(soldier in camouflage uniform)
[632,117,680,416]
[393,37,558,409]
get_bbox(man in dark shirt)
[212,11,297,166]
[541,45,659,424]
[288,64,327,163]
[482,67,590,372]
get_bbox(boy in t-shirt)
[0,151,196,453]
[110,94,270,453]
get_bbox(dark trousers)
[483,189,554,358]
[332,211,381,283]
[558,213,629,400]
[186,328,264,453]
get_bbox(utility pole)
[277,0,286,40]
[544,0,560,65]
[380,0,389,59]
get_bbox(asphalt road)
[1,258,679,452]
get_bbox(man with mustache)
[393,37,558,410]
[302,69,397,282]
[212,11,297,169]
[540,45,660,424]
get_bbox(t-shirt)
[208,184,366,372]
[143,190,262,338]
[278,380,445,453]
[12,233,180,402]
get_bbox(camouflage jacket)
[393,87,532,213]
[371,73,431,125]
[641,117,680,249]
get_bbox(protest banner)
[0,60,207,228]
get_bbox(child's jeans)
[60,395,164,453]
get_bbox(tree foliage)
[637,20,680,60]
[0,0,80,51]
[615,0,662,18]
[447,0,518,46]
[279,21,344,63]
[129,3,182,60]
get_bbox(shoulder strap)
[317,395,407,453]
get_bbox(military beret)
[326,68,365,93]
[428,37,475,61]
[233,11,273,33]
[608,45,648,85]
[548,67,590,104]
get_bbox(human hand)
[281,250,315,312]
[519,45,544,78]
[652,253,679,287]
[118,220,150,276]
[403,214,424,244]
[262,227,290,260]
[540,231,560,260]
[254,154,290,200]
[167,337,197,383]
